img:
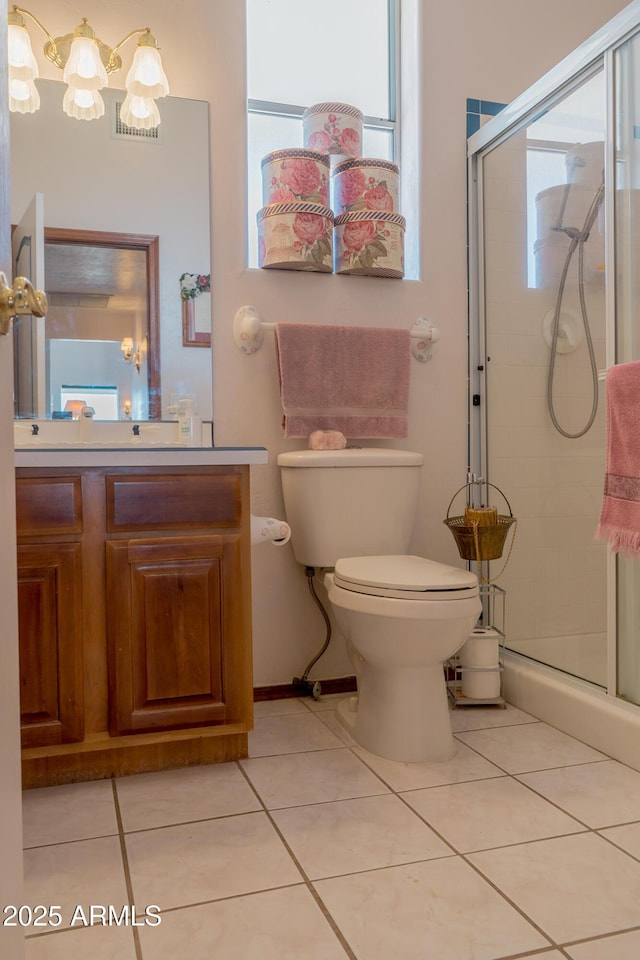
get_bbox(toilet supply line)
[292,566,332,700]
[232,305,440,363]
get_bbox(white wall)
[24,0,630,687]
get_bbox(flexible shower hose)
[546,182,603,439]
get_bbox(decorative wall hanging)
[180,272,211,348]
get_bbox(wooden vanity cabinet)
[17,542,84,748]
[16,464,254,788]
[16,477,84,749]
[107,535,232,735]
[105,471,247,736]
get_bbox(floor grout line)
[111,778,144,960]
[22,830,120,851]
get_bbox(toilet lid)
[333,555,478,600]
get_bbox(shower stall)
[468,0,640,768]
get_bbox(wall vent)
[48,293,112,308]
[112,100,160,142]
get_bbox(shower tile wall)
[482,120,608,686]
[466,98,508,138]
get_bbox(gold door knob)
[0,271,48,335]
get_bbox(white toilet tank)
[277,448,423,567]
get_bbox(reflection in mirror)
[14,228,160,420]
[10,79,212,424]
[52,230,157,420]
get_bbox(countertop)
[14,446,269,468]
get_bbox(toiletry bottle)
[189,414,202,446]
[177,399,194,445]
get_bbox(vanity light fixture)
[120,337,141,373]
[7,5,169,129]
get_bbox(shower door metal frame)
[467,0,640,699]
[604,48,617,697]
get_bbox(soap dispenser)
[176,398,201,446]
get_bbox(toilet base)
[336,663,457,763]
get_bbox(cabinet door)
[107,535,245,735]
[18,542,84,747]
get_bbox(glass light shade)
[120,92,160,130]
[8,23,39,80]
[9,77,40,114]
[125,45,169,99]
[63,85,105,121]
[121,337,134,356]
[63,36,108,90]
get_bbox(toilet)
[277,448,481,762]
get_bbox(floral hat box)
[257,201,334,272]
[302,102,363,165]
[332,158,400,215]
[334,210,405,279]
[261,149,330,206]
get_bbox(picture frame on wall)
[182,293,211,347]
[180,272,211,348]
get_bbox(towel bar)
[232,305,440,363]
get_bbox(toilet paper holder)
[250,514,291,546]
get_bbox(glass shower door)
[480,69,609,687]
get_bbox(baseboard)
[254,676,357,702]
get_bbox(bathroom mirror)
[10,79,212,423]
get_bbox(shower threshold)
[505,633,606,688]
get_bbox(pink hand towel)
[596,361,640,556]
[274,323,410,439]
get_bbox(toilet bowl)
[276,448,481,764]
[326,555,481,762]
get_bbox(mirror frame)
[44,227,161,419]
[182,297,212,348]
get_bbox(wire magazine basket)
[444,481,516,563]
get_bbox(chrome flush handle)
[0,271,48,335]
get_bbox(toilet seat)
[333,555,478,601]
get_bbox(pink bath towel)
[596,361,640,556]
[274,322,410,439]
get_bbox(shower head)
[551,174,604,243]
[581,178,605,242]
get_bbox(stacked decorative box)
[302,101,364,165]
[332,156,404,279]
[257,148,333,272]
[257,101,405,278]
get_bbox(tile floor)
[19,693,640,959]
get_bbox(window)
[525,71,605,288]
[246,0,398,267]
[60,384,119,420]
[526,145,568,288]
